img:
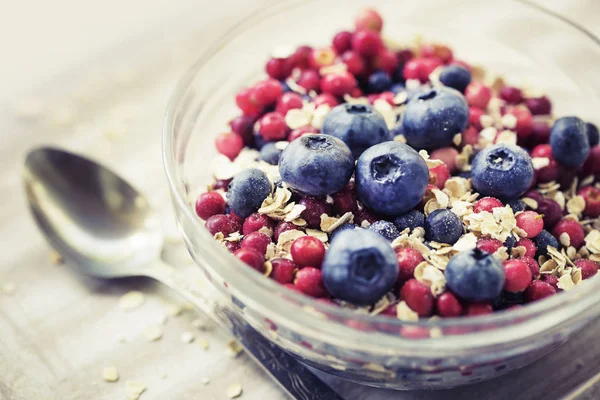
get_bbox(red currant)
[242,213,276,236]
[476,238,503,254]
[229,115,255,146]
[235,247,265,273]
[351,30,383,57]
[294,267,328,297]
[462,126,480,146]
[331,185,358,215]
[430,147,459,173]
[428,162,450,189]
[499,86,523,104]
[373,49,398,74]
[396,247,424,284]
[474,197,503,213]
[215,132,244,160]
[465,82,492,109]
[516,211,544,238]
[258,112,288,141]
[253,79,283,106]
[235,87,262,116]
[524,280,556,302]
[577,186,600,217]
[436,292,463,317]
[195,192,225,220]
[505,105,533,140]
[241,231,272,255]
[468,106,484,130]
[341,50,367,76]
[290,236,326,268]
[466,303,493,316]
[354,8,383,32]
[275,92,304,115]
[274,221,297,242]
[313,93,339,108]
[541,274,559,289]
[299,196,332,228]
[205,214,242,236]
[520,256,540,278]
[516,238,537,258]
[291,45,312,70]
[525,96,552,115]
[575,259,598,280]
[332,31,353,54]
[503,259,533,293]
[270,258,297,284]
[400,279,434,317]
[421,44,453,64]
[265,57,293,80]
[320,72,357,97]
[297,69,321,92]
[212,178,231,191]
[403,57,441,83]
[552,219,585,248]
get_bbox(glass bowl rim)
[163,0,600,345]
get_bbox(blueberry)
[226,168,271,218]
[471,144,534,199]
[401,87,469,150]
[321,103,392,158]
[587,122,599,147]
[322,229,398,305]
[445,248,505,302]
[503,235,516,252]
[253,130,269,150]
[259,142,283,165]
[390,83,405,94]
[279,134,354,196]
[356,141,429,216]
[367,71,392,93]
[533,229,559,257]
[330,223,358,242]
[425,209,463,244]
[550,116,590,168]
[506,199,526,213]
[366,220,401,241]
[439,65,472,93]
[457,170,472,179]
[394,210,425,232]
[493,291,524,310]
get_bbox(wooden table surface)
[1,1,599,399]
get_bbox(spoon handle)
[146,261,342,400]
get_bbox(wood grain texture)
[1,1,599,400]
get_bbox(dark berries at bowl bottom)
[195,8,600,320]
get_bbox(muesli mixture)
[193,9,600,320]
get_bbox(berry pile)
[195,9,600,320]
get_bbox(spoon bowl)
[23,147,163,278]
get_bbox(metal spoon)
[23,146,341,400]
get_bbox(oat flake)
[198,338,210,350]
[118,291,145,311]
[227,339,244,357]
[143,325,163,342]
[227,383,243,399]
[125,380,146,400]
[566,195,585,215]
[396,301,419,321]
[102,366,119,382]
[181,331,195,344]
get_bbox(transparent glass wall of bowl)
[164,0,600,389]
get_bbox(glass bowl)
[163,0,600,390]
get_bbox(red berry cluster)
[193,7,600,320]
